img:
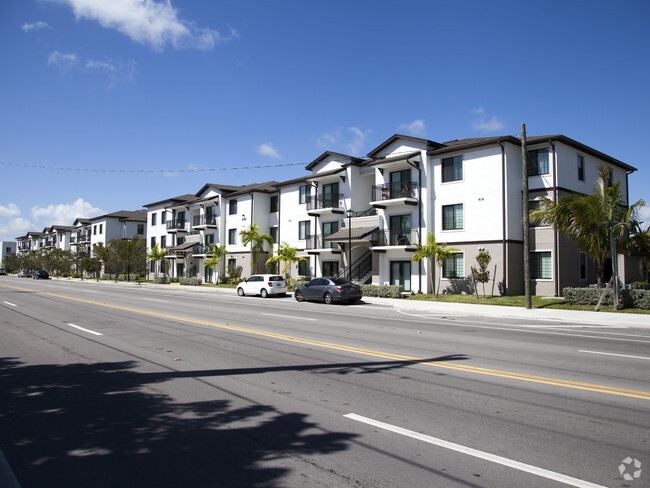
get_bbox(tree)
[240,224,274,274]
[93,242,114,279]
[113,237,146,280]
[530,165,649,286]
[203,244,228,283]
[412,233,459,298]
[147,243,169,279]
[265,242,308,279]
[471,250,491,298]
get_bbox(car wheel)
[294,291,304,302]
[237,287,245,297]
[323,292,333,304]
[261,288,268,298]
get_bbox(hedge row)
[360,284,404,299]
[563,287,650,310]
[101,273,142,281]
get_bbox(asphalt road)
[1,276,648,487]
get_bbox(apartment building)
[0,241,16,268]
[144,132,642,295]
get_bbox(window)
[229,200,237,215]
[390,214,411,245]
[205,233,215,245]
[151,237,156,248]
[577,155,584,181]
[322,182,339,207]
[322,261,339,277]
[579,252,587,280]
[299,221,311,240]
[529,200,544,228]
[298,259,311,277]
[442,204,463,230]
[530,251,552,279]
[161,236,166,248]
[390,261,411,291]
[137,224,144,235]
[150,261,155,272]
[228,228,237,245]
[527,148,550,176]
[270,195,279,213]
[442,155,463,182]
[227,258,237,274]
[270,226,279,243]
[443,253,464,278]
[390,169,411,198]
[93,225,97,235]
[299,185,311,204]
[99,224,103,234]
[322,221,339,248]
[151,213,157,226]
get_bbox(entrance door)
[389,214,412,245]
[322,182,339,208]
[390,169,411,199]
[322,261,339,277]
[176,263,184,278]
[322,221,339,249]
[390,261,411,291]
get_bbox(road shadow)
[0,357,356,488]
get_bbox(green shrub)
[360,284,403,298]
[154,276,170,284]
[563,287,650,309]
[179,277,202,286]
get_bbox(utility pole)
[521,123,532,309]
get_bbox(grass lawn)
[405,293,650,314]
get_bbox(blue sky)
[1,0,649,241]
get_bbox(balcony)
[370,181,419,208]
[304,235,341,254]
[166,220,188,233]
[306,193,345,216]
[193,215,218,230]
[371,229,419,252]
[191,244,219,256]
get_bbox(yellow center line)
[3,283,650,400]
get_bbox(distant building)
[0,241,16,268]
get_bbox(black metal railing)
[304,235,340,250]
[166,220,187,231]
[375,228,420,246]
[306,193,344,211]
[191,244,219,255]
[339,252,372,283]
[371,181,419,201]
[193,215,218,226]
[349,208,377,218]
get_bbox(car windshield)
[330,278,351,285]
[268,276,284,281]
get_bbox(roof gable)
[367,134,443,158]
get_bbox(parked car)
[33,270,49,280]
[237,274,288,298]
[0,268,6,275]
[294,277,363,304]
[18,269,32,278]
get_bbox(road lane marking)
[344,414,607,488]
[3,301,17,307]
[67,323,103,336]
[579,350,650,360]
[261,313,316,321]
[142,298,169,303]
[1,283,649,401]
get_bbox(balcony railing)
[375,228,420,246]
[306,193,344,211]
[304,235,340,250]
[191,244,219,255]
[193,215,218,227]
[371,181,419,201]
[166,220,187,231]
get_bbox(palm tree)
[412,232,459,297]
[530,165,648,286]
[265,242,308,279]
[203,244,228,283]
[147,243,169,279]
[240,223,274,274]
[93,242,113,280]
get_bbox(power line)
[0,160,305,173]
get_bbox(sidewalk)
[51,277,650,329]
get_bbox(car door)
[243,276,259,294]
[303,278,322,300]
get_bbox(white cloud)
[86,58,137,89]
[0,203,21,218]
[0,217,35,241]
[317,126,372,155]
[52,0,238,51]
[398,119,427,137]
[31,198,103,225]
[257,143,281,160]
[48,50,79,71]
[22,21,51,32]
[637,205,650,230]
[470,107,485,114]
[472,116,505,133]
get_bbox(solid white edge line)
[67,323,103,336]
[579,349,650,360]
[261,313,316,321]
[3,301,17,307]
[344,413,607,488]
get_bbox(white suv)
[237,274,288,298]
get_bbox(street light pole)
[346,209,353,281]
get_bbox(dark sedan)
[33,270,49,279]
[294,277,362,304]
